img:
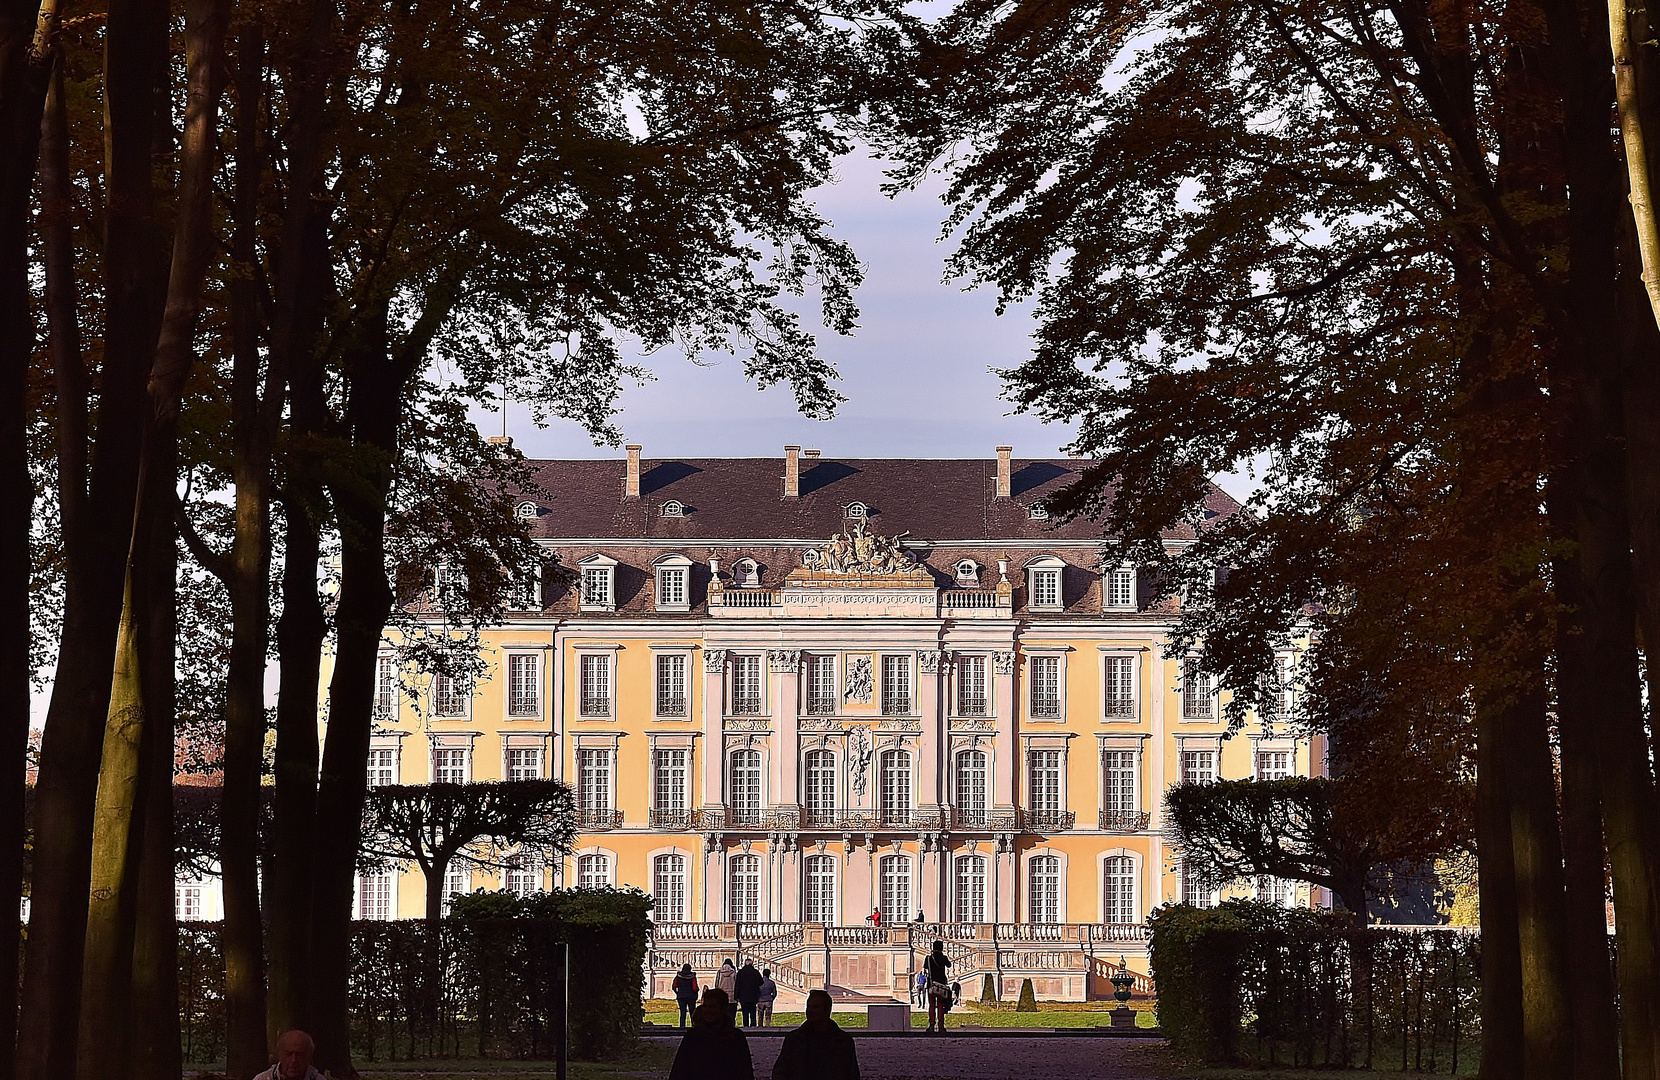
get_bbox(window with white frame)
[368,748,397,788]
[730,654,764,714]
[957,655,988,716]
[1103,856,1136,924]
[1103,656,1136,718]
[661,500,685,518]
[1030,656,1061,718]
[438,564,469,607]
[175,886,203,921]
[507,653,540,715]
[1258,657,1293,719]
[1029,566,1062,610]
[357,873,394,920]
[729,749,763,825]
[577,748,612,811]
[1257,876,1295,907]
[954,559,980,586]
[880,655,911,715]
[443,864,471,911]
[433,673,468,716]
[1029,854,1061,923]
[505,854,540,897]
[1256,749,1292,780]
[880,855,911,923]
[1102,751,1137,815]
[506,746,540,781]
[433,747,469,784]
[654,854,688,921]
[656,564,689,610]
[804,749,837,823]
[805,654,836,714]
[376,656,397,718]
[733,558,760,586]
[1180,748,1217,785]
[955,749,988,828]
[804,854,837,924]
[879,749,912,825]
[1182,860,1215,908]
[1028,749,1063,812]
[1105,566,1136,609]
[577,853,610,889]
[844,502,868,519]
[578,654,612,717]
[727,854,761,922]
[954,854,988,922]
[1182,661,1215,719]
[653,749,688,815]
[579,562,615,611]
[512,562,543,610]
[656,654,688,716]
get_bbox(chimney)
[995,446,1013,498]
[625,445,642,498]
[784,445,801,498]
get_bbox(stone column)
[702,650,727,811]
[993,649,1017,811]
[996,839,1017,923]
[918,650,943,810]
[771,650,802,814]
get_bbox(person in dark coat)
[668,989,754,1080]
[734,960,764,1026]
[772,990,860,1080]
[672,964,700,1028]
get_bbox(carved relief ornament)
[703,649,728,673]
[917,650,941,674]
[768,649,801,673]
[993,650,1016,675]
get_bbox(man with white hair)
[253,1030,323,1080]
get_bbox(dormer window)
[661,500,685,518]
[654,554,692,612]
[1104,565,1136,610]
[845,502,868,519]
[1028,505,1050,520]
[577,554,618,613]
[954,559,980,586]
[1025,556,1065,611]
[510,560,544,611]
[513,501,539,522]
[733,558,761,587]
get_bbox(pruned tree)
[359,780,577,924]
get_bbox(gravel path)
[646,1035,1170,1080]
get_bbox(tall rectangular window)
[376,657,397,717]
[1182,860,1214,908]
[513,563,543,610]
[1102,751,1137,814]
[1103,857,1136,924]
[1181,749,1216,785]
[1028,749,1062,812]
[804,855,837,924]
[506,747,540,781]
[505,856,539,897]
[442,865,470,912]
[577,749,612,811]
[1104,656,1135,718]
[357,874,393,920]
[433,747,468,784]
[804,749,837,824]
[656,655,688,716]
[1030,568,1061,608]
[728,855,761,922]
[579,654,611,716]
[1256,749,1292,780]
[654,855,687,921]
[880,750,912,826]
[730,655,764,715]
[368,748,397,788]
[729,749,762,825]
[1106,567,1135,609]
[955,750,988,828]
[1257,876,1294,907]
[654,749,687,812]
[805,655,837,714]
[879,855,911,923]
[657,567,687,608]
[1182,661,1215,719]
[581,566,612,608]
[1029,854,1061,923]
[957,655,988,716]
[175,886,202,921]
[508,653,540,715]
[881,655,911,716]
[954,855,987,922]
[433,673,467,716]
[1030,656,1061,718]
[577,853,610,889]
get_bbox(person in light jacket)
[716,958,739,1026]
[757,969,779,1026]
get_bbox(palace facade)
[345,445,1321,1002]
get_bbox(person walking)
[716,958,739,1026]
[668,989,754,1080]
[771,990,861,1080]
[911,970,928,1009]
[735,959,764,1026]
[672,964,700,1028]
[757,969,778,1026]
[923,940,952,1034]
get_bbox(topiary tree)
[980,973,997,1002]
[1016,978,1038,1012]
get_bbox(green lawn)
[643,999,1159,1030]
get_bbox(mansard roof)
[512,456,1243,543]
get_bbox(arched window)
[505,854,539,898]
[803,854,837,924]
[1028,854,1061,923]
[845,502,868,519]
[654,854,687,922]
[577,853,610,889]
[729,749,763,826]
[804,749,837,825]
[1104,856,1137,924]
[728,854,761,923]
[879,749,912,826]
[661,500,685,518]
[880,855,911,924]
[954,855,987,923]
[955,750,988,828]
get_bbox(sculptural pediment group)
[796,520,929,580]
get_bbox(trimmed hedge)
[1147,904,1251,1062]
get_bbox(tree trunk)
[1476,699,1525,1080]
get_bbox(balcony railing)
[1031,699,1062,719]
[718,589,780,608]
[1099,808,1151,832]
[1103,696,1136,719]
[727,806,764,827]
[943,589,1003,609]
[578,696,611,717]
[577,807,624,830]
[881,697,911,716]
[657,696,687,717]
[956,696,988,716]
[730,696,765,715]
[805,695,837,715]
[794,806,948,830]
[953,806,988,829]
[1021,808,1076,833]
[508,695,540,716]
[650,808,693,830]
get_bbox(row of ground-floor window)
[342,847,1303,923]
